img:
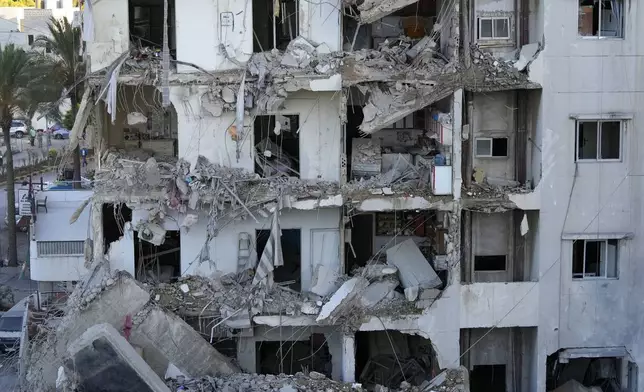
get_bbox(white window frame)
[572,239,619,280]
[578,0,625,39]
[478,16,511,40]
[475,137,508,158]
[575,120,623,162]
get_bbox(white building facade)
[28,0,644,390]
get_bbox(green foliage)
[47,149,57,160]
[61,105,77,130]
[0,0,36,6]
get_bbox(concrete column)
[236,337,256,373]
[452,89,463,200]
[90,201,104,268]
[341,334,355,383]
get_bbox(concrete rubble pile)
[95,149,340,210]
[164,367,469,392]
[27,267,465,392]
[467,44,541,91]
[150,272,309,323]
[26,269,241,391]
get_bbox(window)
[578,0,624,38]
[478,17,511,40]
[572,239,618,279]
[576,120,621,161]
[474,255,506,271]
[475,137,508,157]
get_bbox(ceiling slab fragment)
[357,0,421,24]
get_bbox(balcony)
[29,190,92,282]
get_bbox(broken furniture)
[36,196,47,213]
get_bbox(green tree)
[33,17,84,189]
[0,44,44,265]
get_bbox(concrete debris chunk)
[552,380,602,392]
[360,279,398,308]
[513,42,541,71]
[144,157,162,186]
[404,286,419,302]
[317,277,369,323]
[360,264,398,281]
[64,323,170,392]
[181,214,199,230]
[386,239,442,290]
[127,112,148,125]
[281,36,317,68]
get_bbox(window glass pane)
[494,18,509,38]
[584,241,601,277]
[476,139,492,156]
[600,121,621,159]
[492,138,508,157]
[578,121,598,160]
[480,19,493,38]
[605,239,618,278]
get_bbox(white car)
[0,120,27,138]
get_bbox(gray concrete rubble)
[64,323,170,392]
[386,239,442,291]
[354,0,422,24]
[26,270,239,391]
[165,367,469,392]
[94,148,453,215]
[552,380,602,392]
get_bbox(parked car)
[52,128,70,139]
[0,297,29,355]
[0,120,27,138]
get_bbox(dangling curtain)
[610,0,623,37]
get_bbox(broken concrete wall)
[175,0,252,73]
[173,90,342,182]
[87,0,129,73]
[471,91,517,186]
[300,0,342,52]
[472,211,512,282]
[182,208,341,293]
[131,307,238,378]
[27,273,151,389]
[28,272,238,390]
[65,323,171,392]
[104,205,341,294]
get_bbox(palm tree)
[0,44,43,266]
[33,17,85,189]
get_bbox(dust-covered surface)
[165,367,469,392]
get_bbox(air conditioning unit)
[139,223,166,246]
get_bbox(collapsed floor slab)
[65,323,170,392]
[26,270,238,391]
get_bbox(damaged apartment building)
[24,0,644,391]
